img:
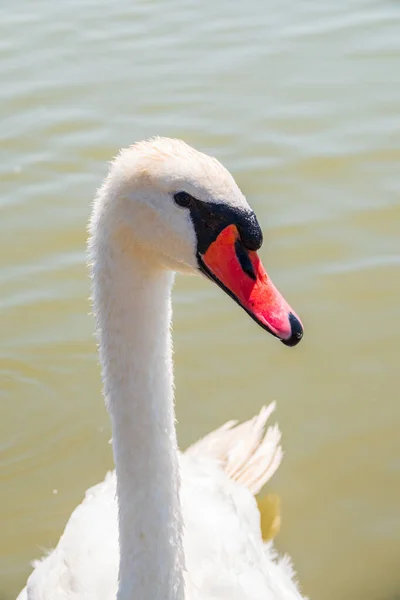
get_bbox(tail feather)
[185,402,282,495]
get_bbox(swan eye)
[174,191,193,208]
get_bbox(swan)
[17,137,305,600]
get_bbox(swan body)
[18,138,305,600]
[19,407,301,600]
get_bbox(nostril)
[281,313,303,347]
[234,239,256,280]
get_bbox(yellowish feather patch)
[256,494,281,541]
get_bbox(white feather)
[17,139,306,600]
[19,406,304,600]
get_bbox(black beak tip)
[281,312,304,347]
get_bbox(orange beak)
[197,224,303,346]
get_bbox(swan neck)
[91,226,185,600]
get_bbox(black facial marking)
[177,195,263,255]
[236,213,263,251]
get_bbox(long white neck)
[89,201,185,600]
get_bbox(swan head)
[92,137,303,347]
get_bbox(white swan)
[18,138,305,600]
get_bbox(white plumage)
[19,405,303,600]
[17,138,306,600]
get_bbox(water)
[1,0,400,598]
